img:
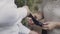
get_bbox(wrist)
[55,22,60,28]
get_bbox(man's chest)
[43,2,60,16]
[43,2,60,21]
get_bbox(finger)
[27,17,32,22]
[27,17,32,20]
[43,25,49,28]
[42,25,49,30]
[27,17,34,24]
[43,23,49,25]
[42,27,48,30]
[34,15,37,19]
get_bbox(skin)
[27,15,60,31]
[22,6,39,34]
[24,5,60,31]
[23,5,60,34]
[42,22,58,30]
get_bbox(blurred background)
[15,0,43,33]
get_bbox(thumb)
[27,17,34,24]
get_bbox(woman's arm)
[22,6,31,16]
[17,6,39,34]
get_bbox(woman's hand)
[42,22,58,30]
[27,13,42,26]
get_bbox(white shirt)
[0,0,30,34]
